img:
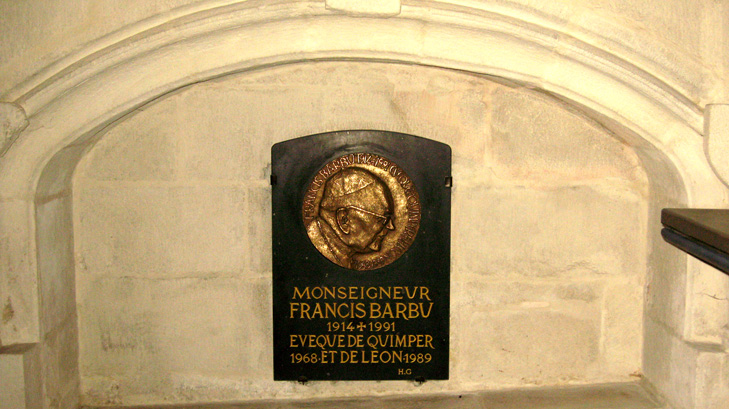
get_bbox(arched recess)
[0,0,727,407]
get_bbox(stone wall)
[0,0,719,103]
[2,1,729,408]
[72,62,649,405]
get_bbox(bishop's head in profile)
[306,167,396,269]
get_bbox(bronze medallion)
[302,153,421,271]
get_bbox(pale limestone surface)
[0,102,28,156]
[0,0,201,97]
[81,382,662,409]
[1,347,28,409]
[325,0,401,16]
[0,344,42,409]
[73,62,650,405]
[705,105,729,189]
[0,0,717,104]
[1,1,729,409]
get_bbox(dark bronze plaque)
[272,130,451,381]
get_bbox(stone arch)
[1,1,727,407]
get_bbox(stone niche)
[3,1,729,408]
[71,61,651,405]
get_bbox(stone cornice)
[705,104,729,188]
[0,0,704,134]
[0,0,722,210]
[0,102,28,158]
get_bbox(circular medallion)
[302,153,421,271]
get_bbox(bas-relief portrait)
[302,153,421,271]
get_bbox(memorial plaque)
[272,130,451,381]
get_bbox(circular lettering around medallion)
[302,153,421,271]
